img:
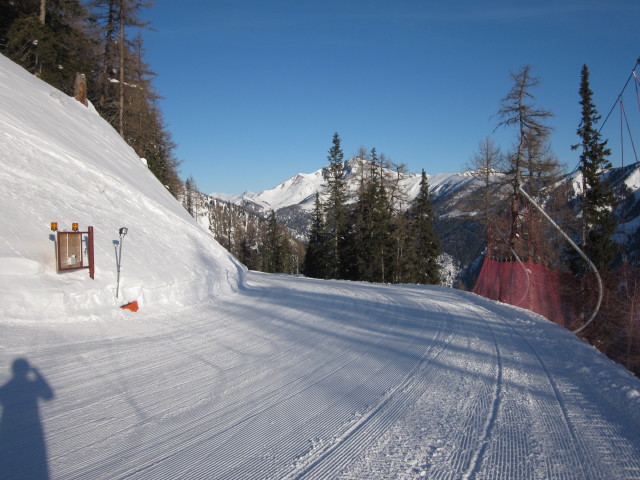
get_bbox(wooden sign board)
[56,226,94,279]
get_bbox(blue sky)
[143,1,640,194]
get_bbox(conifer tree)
[323,132,348,279]
[303,193,328,278]
[386,162,411,283]
[262,211,289,273]
[183,176,197,217]
[237,220,261,271]
[407,170,440,284]
[280,232,293,274]
[2,0,182,197]
[351,148,393,282]
[89,0,152,136]
[572,64,618,270]
[3,0,93,93]
[370,177,394,283]
[497,65,554,194]
[340,152,369,280]
[496,65,556,255]
[467,137,503,228]
[347,160,372,281]
[88,0,182,197]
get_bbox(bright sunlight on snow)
[0,54,243,323]
[1,53,640,479]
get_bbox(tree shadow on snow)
[0,358,54,480]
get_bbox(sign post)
[51,223,95,279]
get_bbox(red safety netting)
[473,256,566,326]
[472,181,640,373]
[473,255,640,374]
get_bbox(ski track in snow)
[2,273,640,479]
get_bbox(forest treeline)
[1,0,182,196]
[303,134,441,285]
[182,134,442,286]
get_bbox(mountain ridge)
[210,158,477,215]
[204,156,640,286]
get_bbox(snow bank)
[0,54,244,322]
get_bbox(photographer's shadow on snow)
[0,358,55,480]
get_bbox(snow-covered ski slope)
[2,275,640,479]
[1,53,640,479]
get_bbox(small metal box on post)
[51,222,95,279]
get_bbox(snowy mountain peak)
[213,157,473,217]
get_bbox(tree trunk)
[118,0,125,137]
[39,0,46,24]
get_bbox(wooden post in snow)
[74,73,88,107]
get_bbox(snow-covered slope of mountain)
[0,53,243,322]
[553,163,640,261]
[213,158,477,216]
[250,171,326,211]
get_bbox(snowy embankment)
[1,53,640,479]
[0,54,243,322]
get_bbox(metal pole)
[518,186,603,333]
[88,226,95,279]
[115,235,123,298]
[115,227,127,298]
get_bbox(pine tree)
[573,64,618,271]
[279,230,293,274]
[3,0,94,93]
[497,65,554,194]
[386,161,411,283]
[351,149,393,283]
[89,0,152,136]
[183,176,197,217]
[521,129,561,193]
[323,132,348,279]
[238,221,261,271]
[88,0,182,197]
[89,0,120,124]
[467,137,503,228]
[408,170,440,284]
[263,211,285,273]
[125,33,182,196]
[496,65,557,256]
[303,193,328,278]
[347,161,371,281]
